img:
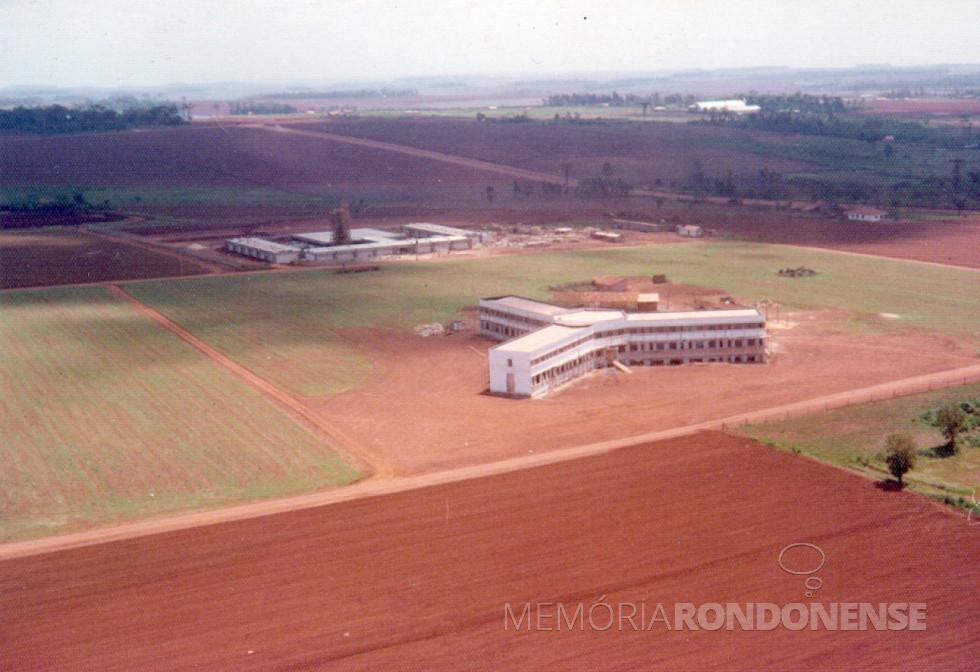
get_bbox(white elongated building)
[480,296,767,398]
[226,224,483,264]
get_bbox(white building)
[225,237,302,264]
[677,225,704,237]
[481,296,767,398]
[227,223,481,264]
[844,207,886,222]
[691,100,762,114]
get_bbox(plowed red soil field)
[2,432,977,670]
[0,228,215,289]
[0,125,510,192]
[289,116,816,185]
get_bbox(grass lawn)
[733,382,980,506]
[0,286,360,541]
[128,241,980,398]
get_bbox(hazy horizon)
[3,0,980,90]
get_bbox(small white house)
[677,225,704,237]
[844,207,887,222]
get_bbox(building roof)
[481,296,572,317]
[623,308,761,323]
[554,309,626,327]
[844,206,887,216]
[490,324,582,353]
[403,223,474,237]
[227,237,301,253]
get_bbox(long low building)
[481,296,767,398]
[225,237,302,264]
[227,223,482,264]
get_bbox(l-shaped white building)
[481,296,767,398]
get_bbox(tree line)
[740,93,848,115]
[544,92,697,108]
[230,101,298,115]
[1,191,108,227]
[0,104,185,134]
[260,88,417,99]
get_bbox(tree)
[936,402,966,455]
[884,433,916,487]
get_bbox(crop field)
[4,118,980,274]
[0,286,360,541]
[3,241,977,540]
[0,228,216,289]
[4,432,979,670]
[291,116,816,187]
[0,124,512,202]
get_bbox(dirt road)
[103,284,390,478]
[2,432,978,670]
[4,346,979,562]
[260,123,570,185]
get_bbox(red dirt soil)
[2,431,977,671]
[0,228,216,289]
[287,116,817,185]
[309,313,979,475]
[0,125,511,193]
[852,98,980,120]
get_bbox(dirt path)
[4,353,979,562]
[84,226,235,274]
[3,431,979,670]
[103,284,391,479]
[254,122,866,212]
[258,123,570,185]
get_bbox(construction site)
[480,275,768,397]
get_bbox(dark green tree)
[884,433,916,487]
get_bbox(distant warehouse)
[481,296,767,398]
[226,223,483,264]
[225,237,301,264]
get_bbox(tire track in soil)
[103,283,392,480]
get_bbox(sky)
[2,0,980,89]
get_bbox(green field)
[0,286,360,541]
[734,383,980,505]
[5,241,980,540]
[126,241,980,397]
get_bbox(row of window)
[480,308,551,328]
[594,322,764,338]
[530,353,762,388]
[528,333,765,366]
[482,321,534,339]
[531,351,600,387]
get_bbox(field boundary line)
[102,284,391,479]
[256,124,569,185]
[758,240,980,273]
[3,358,980,561]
